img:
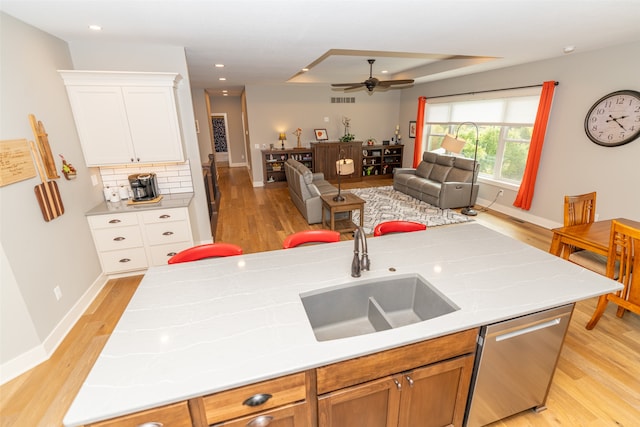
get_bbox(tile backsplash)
[99,160,194,195]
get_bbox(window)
[423,90,541,186]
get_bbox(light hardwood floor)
[1,165,638,426]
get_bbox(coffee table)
[321,193,365,233]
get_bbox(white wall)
[191,88,214,166]
[399,41,640,227]
[244,84,402,185]
[68,41,211,244]
[0,13,104,382]
[210,95,245,166]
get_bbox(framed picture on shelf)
[314,129,328,141]
[409,121,416,138]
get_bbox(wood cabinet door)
[318,376,401,427]
[397,355,474,427]
[314,144,340,180]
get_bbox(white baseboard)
[0,344,47,385]
[476,197,562,230]
[0,274,108,385]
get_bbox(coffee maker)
[128,173,159,202]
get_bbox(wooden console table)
[321,193,365,233]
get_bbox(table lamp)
[334,150,354,202]
[278,132,287,150]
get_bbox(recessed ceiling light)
[88,24,102,31]
[219,77,226,81]
[222,90,228,93]
[301,68,309,72]
[223,93,228,96]
[214,64,225,68]
[563,46,576,54]
[381,70,389,74]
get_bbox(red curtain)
[513,81,557,210]
[413,96,427,167]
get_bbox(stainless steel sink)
[300,274,459,341]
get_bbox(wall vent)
[331,97,356,104]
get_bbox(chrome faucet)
[352,226,370,277]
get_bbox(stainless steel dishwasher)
[465,303,574,427]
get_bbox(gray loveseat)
[284,158,339,224]
[393,152,479,209]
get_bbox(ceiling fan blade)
[344,85,366,91]
[378,79,415,87]
[331,82,364,87]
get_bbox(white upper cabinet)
[59,71,185,166]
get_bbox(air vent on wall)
[331,97,356,104]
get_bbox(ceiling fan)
[331,59,414,92]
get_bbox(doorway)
[211,113,230,163]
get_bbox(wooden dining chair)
[564,192,597,227]
[373,220,427,237]
[586,220,640,330]
[283,230,341,249]
[564,192,607,273]
[167,243,243,264]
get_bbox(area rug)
[348,186,473,234]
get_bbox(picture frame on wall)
[314,129,328,141]
[409,121,416,138]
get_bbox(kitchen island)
[64,223,620,426]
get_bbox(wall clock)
[584,89,640,147]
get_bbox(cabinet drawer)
[100,247,148,273]
[145,221,191,245]
[149,241,193,266]
[211,401,309,427]
[316,328,478,394]
[87,213,138,229]
[93,226,144,251]
[142,208,187,224]
[86,401,192,427]
[203,372,307,425]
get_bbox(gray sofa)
[284,158,339,224]
[393,152,479,209]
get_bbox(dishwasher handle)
[495,318,561,342]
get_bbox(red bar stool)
[283,230,341,249]
[373,220,427,237]
[167,243,243,264]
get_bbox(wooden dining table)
[549,218,640,259]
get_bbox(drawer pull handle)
[393,379,402,390]
[119,258,131,263]
[167,252,177,257]
[405,375,414,387]
[136,423,163,427]
[242,393,272,407]
[113,237,126,241]
[247,415,273,427]
[159,214,171,219]
[162,231,174,236]
[108,219,122,224]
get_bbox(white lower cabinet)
[87,207,194,274]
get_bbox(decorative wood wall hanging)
[0,138,37,187]
[29,114,60,179]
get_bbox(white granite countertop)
[85,192,193,216]
[63,223,621,426]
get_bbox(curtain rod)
[425,81,559,100]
